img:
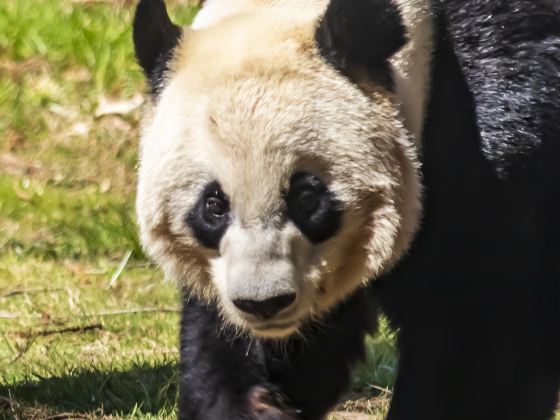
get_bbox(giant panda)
[133,0,426,417]
[132,0,560,419]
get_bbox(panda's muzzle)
[233,293,296,320]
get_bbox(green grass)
[352,319,398,392]
[0,0,198,198]
[0,252,180,419]
[0,1,196,418]
[0,175,141,259]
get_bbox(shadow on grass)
[0,362,177,417]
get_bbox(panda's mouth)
[250,319,300,338]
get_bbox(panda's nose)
[233,293,296,319]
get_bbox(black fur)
[133,0,182,96]
[285,172,343,244]
[186,182,231,249]
[376,1,560,419]
[315,0,406,89]
[179,290,377,420]
[433,0,560,179]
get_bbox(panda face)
[135,1,422,338]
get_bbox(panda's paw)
[247,386,300,420]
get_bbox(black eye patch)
[285,172,343,243]
[186,182,231,249]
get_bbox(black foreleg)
[178,296,297,420]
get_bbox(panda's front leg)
[178,295,299,420]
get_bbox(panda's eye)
[295,190,320,217]
[205,196,228,219]
[285,172,342,244]
[187,182,231,249]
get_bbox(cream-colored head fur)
[136,2,425,338]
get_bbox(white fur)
[191,0,327,29]
[192,0,434,143]
[390,0,434,143]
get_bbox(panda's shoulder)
[436,0,560,177]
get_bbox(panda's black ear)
[316,0,407,70]
[133,0,182,94]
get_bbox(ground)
[0,1,397,418]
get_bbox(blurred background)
[0,0,398,418]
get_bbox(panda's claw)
[247,386,300,420]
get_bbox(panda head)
[134,0,421,338]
